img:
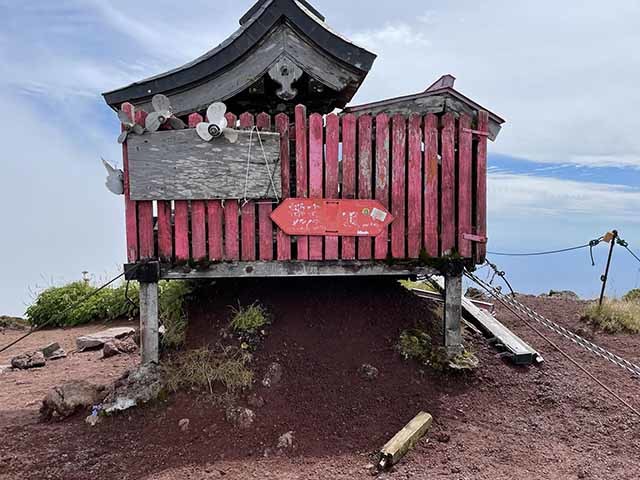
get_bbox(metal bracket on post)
[124,261,160,282]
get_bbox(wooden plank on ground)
[275,113,291,260]
[424,114,439,257]
[341,114,357,260]
[379,412,433,470]
[121,103,138,262]
[295,105,309,260]
[325,114,340,260]
[391,114,406,259]
[458,114,473,258]
[308,113,324,260]
[375,113,390,260]
[407,114,422,258]
[441,112,456,255]
[358,115,373,260]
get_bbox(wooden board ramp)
[415,278,543,365]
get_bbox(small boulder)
[0,364,13,374]
[465,287,485,300]
[11,351,46,370]
[247,393,265,408]
[359,364,379,381]
[179,418,190,432]
[103,337,139,359]
[262,362,283,388]
[548,290,579,300]
[277,431,295,450]
[40,343,61,358]
[85,413,102,427]
[225,406,255,429]
[102,342,121,359]
[41,381,107,420]
[102,363,163,414]
[76,327,135,351]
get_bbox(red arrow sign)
[270,199,394,237]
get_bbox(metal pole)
[599,230,618,308]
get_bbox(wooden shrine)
[102,0,505,363]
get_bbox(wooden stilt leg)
[140,282,159,364]
[444,273,463,357]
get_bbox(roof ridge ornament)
[268,58,304,100]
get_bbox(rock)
[225,406,255,429]
[359,364,379,380]
[548,290,579,300]
[40,381,107,420]
[40,343,61,358]
[11,351,46,370]
[46,349,67,360]
[277,431,294,450]
[103,337,138,359]
[247,393,265,408]
[102,363,163,414]
[102,341,121,359]
[262,362,283,388]
[85,414,102,427]
[0,364,13,374]
[465,287,485,300]
[76,327,135,351]
[179,418,190,432]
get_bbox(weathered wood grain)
[457,114,473,258]
[156,200,172,262]
[374,114,390,260]
[121,103,138,262]
[391,114,406,259]
[208,200,223,261]
[174,201,190,262]
[424,114,439,257]
[357,115,373,260]
[341,114,357,260]
[407,114,422,258]
[188,113,207,261]
[240,113,256,261]
[308,113,324,260]
[257,112,274,261]
[224,112,240,261]
[275,113,291,260]
[127,128,281,201]
[475,111,489,263]
[440,113,456,255]
[295,105,309,260]
[134,110,155,260]
[324,114,340,260]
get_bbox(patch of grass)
[163,346,253,399]
[581,299,640,334]
[0,316,29,330]
[623,289,640,303]
[159,281,192,349]
[229,302,269,335]
[399,279,438,293]
[396,329,477,371]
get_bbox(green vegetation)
[163,346,253,399]
[396,328,478,371]
[399,279,438,293]
[623,289,640,303]
[0,316,29,330]
[582,299,640,334]
[159,281,192,349]
[229,302,269,335]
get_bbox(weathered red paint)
[308,113,324,260]
[121,103,138,262]
[208,200,223,261]
[374,114,390,260]
[458,114,473,258]
[257,112,274,261]
[156,200,173,262]
[275,113,291,260]
[188,113,207,261]
[271,199,393,237]
[239,112,256,261]
[295,105,309,260]
[440,112,456,255]
[424,114,439,257]
[341,114,357,260]
[358,115,373,260]
[407,114,422,258]
[324,114,339,260]
[391,114,406,259]
[476,111,489,263]
[134,109,154,259]
[224,112,240,260]
[174,201,190,262]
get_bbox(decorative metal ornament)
[117,109,144,144]
[196,102,239,143]
[268,58,303,101]
[101,157,124,195]
[145,94,186,132]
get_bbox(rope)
[466,270,640,419]
[242,126,281,206]
[467,270,640,378]
[0,264,140,355]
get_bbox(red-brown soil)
[1,278,639,480]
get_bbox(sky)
[1,0,640,316]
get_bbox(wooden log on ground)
[378,411,433,470]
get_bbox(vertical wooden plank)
[207,200,223,261]
[475,111,489,263]
[308,113,324,261]
[224,112,239,261]
[121,103,138,262]
[239,112,256,261]
[458,114,473,258]
[174,201,190,262]
[324,114,340,260]
[341,114,357,260]
[374,114,390,260]
[134,109,154,259]
[256,113,274,261]
[156,201,172,262]
[275,113,292,260]
[441,112,456,255]
[391,114,406,259]
[295,105,309,260]
[188,113,207,261]
[357,115,373,260]
[407,114,423,258]
[424,114,439,258]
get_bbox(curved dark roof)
[103,0,376,108]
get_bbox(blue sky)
[1,0,640,316]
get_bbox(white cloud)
[351,23,431,50]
